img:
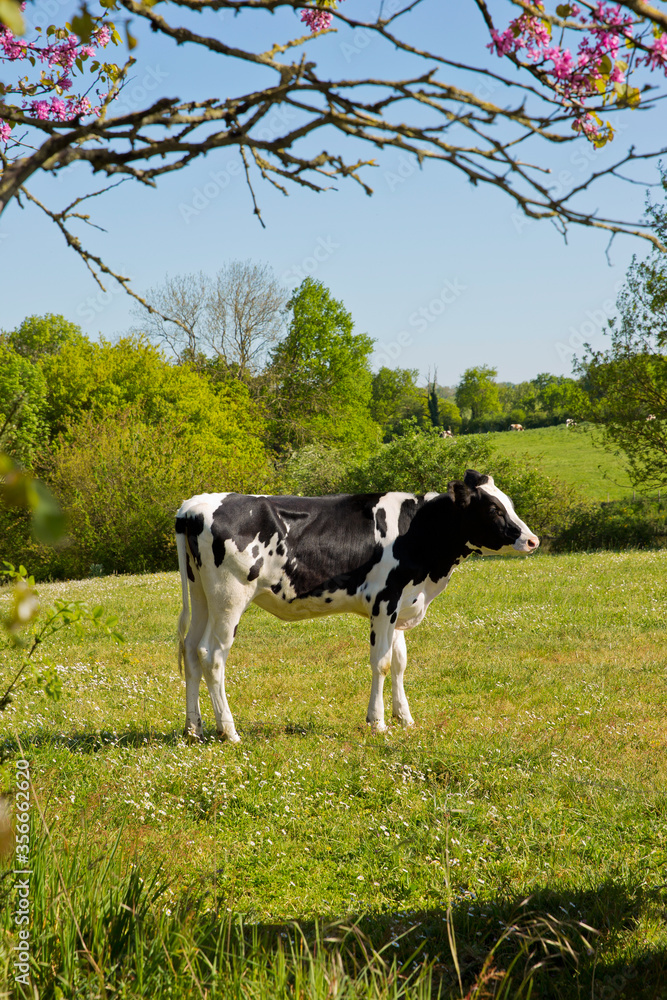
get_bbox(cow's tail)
[176,525,190,677]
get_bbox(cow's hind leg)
[366,617,395,733]
[390,630,414,728]
[182,575,207,741]
[197,587,248,743]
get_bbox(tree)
[4,313,83,361]
[576,173,667,489]
[135,262,287,379]
[2,1,667,316]
[0,343,48,466]
[455,365,501,422]
[267,278,378,453]
[370,367,422,438]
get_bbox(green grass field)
[486,424,634,501]
[2,553,667,997]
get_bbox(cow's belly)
[252,587,368,622]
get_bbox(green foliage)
[576,172,667,490]
[11,407,274,579]
[39,333,265,450]
[0,343,48,465]
[5,312,82,360]
[370,366,423,439]
[437,398,461,432]
[551,496,667,552]
[278,443,351,496]
[267,279,380,455]
[343,427,585,543]
[455,365,501,422]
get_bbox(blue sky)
[2,0,666,386]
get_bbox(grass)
[486,424,635,501]
[1,552,667,997]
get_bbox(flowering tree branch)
[1,0,667,305]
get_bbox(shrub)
[1,409,276,579]
[277,443,352,496]
[342,428,586,543]
[551,497,667,552]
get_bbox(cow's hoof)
[183,729,203,745]
[367,720,388,734]
[216,729,241,744]
[393,715,415,729]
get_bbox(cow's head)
[449,469,539,555]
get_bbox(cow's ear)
[464,469,485,489]
[450,481,472,507]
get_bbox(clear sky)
[2,0,666,386]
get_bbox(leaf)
[599,54,612,76]
[556,3,572,16]
[71,3,94,43]
[125,21,138,50]
[614,82,641,108]
[31,480,66,546]
[0,0,24,34]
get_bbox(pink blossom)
[30,100,50,119]
[643,33,667,72]
[0,120,11,142]
[300,8,333,32]
[94,25,111,47]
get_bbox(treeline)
[0,277,591,579]
[5,217,667,580]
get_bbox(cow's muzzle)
[514,534,539,553]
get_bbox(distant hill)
[485,423,635,501]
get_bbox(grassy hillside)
[485,424,634,500]
[2,553,666,997]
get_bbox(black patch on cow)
[186,553,194,582]
[177,512,205,568]
[210,492,389,601]
[269,549,273,556]
[375,508,387,538]
[370,630,375,646]
[271,582,282,594]
[390,612,397,624]
[325,597,332,603]
[248,557,263,581]
[252,544,260,558]
[233,624,238,637]
[398,498,419,536]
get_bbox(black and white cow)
[175,470,539,743]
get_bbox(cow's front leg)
[367,617,395,732]
[390,629,414,728]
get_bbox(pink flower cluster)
[488,1,667,141]
[300,1,345,33]
[0,20,112,143]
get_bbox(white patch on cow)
[372,492,416,543]
[479,480,540,554]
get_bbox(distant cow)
[440,428,454,439]
[647,414,657,421]
[565,418,577,427]
[175,470,539,742]
[510,423,524,431]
